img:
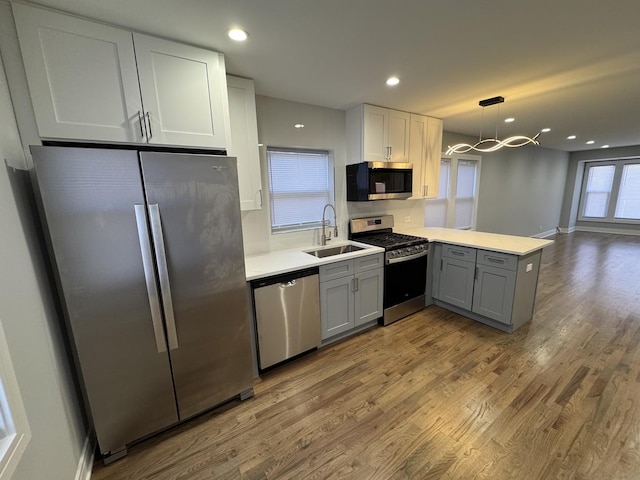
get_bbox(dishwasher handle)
[251,267,319,289]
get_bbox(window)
[425,154,481,229]
[615,164,640,219]
[267,148,334,233]
[579,159,640,222]
[0,317,30,479]
[582,165,615,218]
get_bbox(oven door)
[384,251,428,309]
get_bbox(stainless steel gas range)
[349,215,429,325]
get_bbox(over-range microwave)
[346,162,413,201]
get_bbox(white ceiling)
[26,0,640,152]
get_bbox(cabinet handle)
[451,250,465,256]
[137,110,147,140]
[475,266,479,280]
[354,277,359,292]
[258,188,263,207]
[145,111,153,140]
[440,259,443,271]
[423,185,428,197]
[487,257,505,264]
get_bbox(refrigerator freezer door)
[140,152,254,419]
[31,146,179,454]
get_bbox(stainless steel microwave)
[346,162,413,201]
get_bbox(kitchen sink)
[304,244,365,258]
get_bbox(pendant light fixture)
[446,96,541,155]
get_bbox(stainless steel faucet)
[321,203,338,246]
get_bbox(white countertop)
[244,241,384,281]
[394,226,554,256]
[244,229,553,281]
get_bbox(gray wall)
[443,131,569,237]
[241,96,436,256]
[0,43,87,480]
[241,95,349,255]
[559,145,640,233]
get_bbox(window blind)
[425,159,450,227]
[454,160,478,230]
[614,164,640,219]
[583,165,615,218]
[267,148,333,232]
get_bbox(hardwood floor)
[91,232,640,479]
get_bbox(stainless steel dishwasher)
[251,267,321,370]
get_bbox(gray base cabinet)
[472,264,516,324]
[433,243,542,333]
[320,253,384,341]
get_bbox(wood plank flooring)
[91,232,640,479]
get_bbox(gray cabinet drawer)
[442,244,476,262]
[476,250,517,271]
[319,259,354,282]
[354,253,384,273]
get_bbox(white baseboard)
[575,226,640,236]
[557,227,576,234]
[532,229,557,238]
[75,434,95,480]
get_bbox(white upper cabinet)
[133,34,230,149]
[409,114,443,199]
[226,75,262,211]
[12,3,143,143]
[13,3,230,149]
[347,104,410,164]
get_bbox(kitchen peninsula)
[397,226,553,333]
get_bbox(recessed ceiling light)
[601,145,610,148]
[227,28,249,42]
[567,135,577,140]
[541,128,551,133]
[294,124,304,129]
[586,140,595,145]
[504,117,515,123]
[386,76,400,86]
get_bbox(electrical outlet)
[404,216,411,223]
[526,263,533,272]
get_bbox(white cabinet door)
[13,3,144,143]
[226,76,262,211]
[409,114,442,199]
[362,105,410,163]
[388,109,410,162]
[424,116,443,198]
[363,104,388,162]
[133,34,230,149]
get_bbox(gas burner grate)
[354,232,428,250]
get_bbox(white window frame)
[426,153,481,230]
[266,147,335,234]
[0,316,30,479]
[578,159,640,224]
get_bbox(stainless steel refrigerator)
[31,146,254,463]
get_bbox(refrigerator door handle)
[134,205,167,353]
[148,204,179,350]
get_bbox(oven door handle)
[386,249,428,265]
